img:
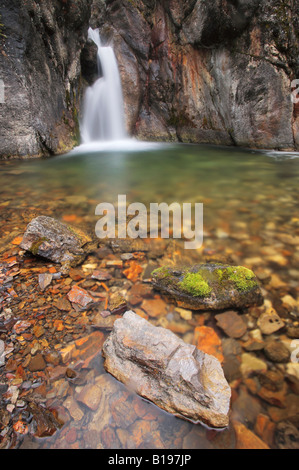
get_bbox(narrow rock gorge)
[0,0,298,158]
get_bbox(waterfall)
[80,28,127,143]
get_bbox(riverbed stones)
[20,216,93,268]
[151,264,263,310]
[67,285,94,308]
[103,311,231,428]
[240,353,267,377]
[215,311,247,338]
[38,273,53,291]
[257,309,284,335]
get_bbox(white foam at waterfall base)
[71,139,170,154]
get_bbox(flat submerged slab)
[103,311,231,429]
[151,263,263,310]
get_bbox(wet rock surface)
[103,311,231,429]
[91,0,299,150]
[151,264,263,310]
[0,0,92,159]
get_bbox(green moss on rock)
[178,271,212,297]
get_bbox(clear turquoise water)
[1,142,299,449]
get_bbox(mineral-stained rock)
[91,1,299,150]
[20,216,93,268]
[102,311,231,428]
[215,311,247,338]
[151,264,263,310]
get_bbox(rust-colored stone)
[193,326,224,363]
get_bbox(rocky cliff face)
[91,0,299,150]
[0,0,92,159]
[0,0,298,159]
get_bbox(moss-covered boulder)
[151,263,263,311]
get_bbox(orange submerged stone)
[233,421,269,449]
[193,326,224,363]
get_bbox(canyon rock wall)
[0,0,92,158]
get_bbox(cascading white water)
[80,28,127,143]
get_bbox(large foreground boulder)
[151,263,263,310]
[20,216,93,269]
[103,311,231,428]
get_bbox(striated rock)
[92,0,299,150]
[103,311,231,429]
[151,264,263,311]
[27,401,61,438]
[20,216,93,268]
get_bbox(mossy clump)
[219,266,258,292]
[178,271,212,298]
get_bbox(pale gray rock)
[103,311,231,429]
